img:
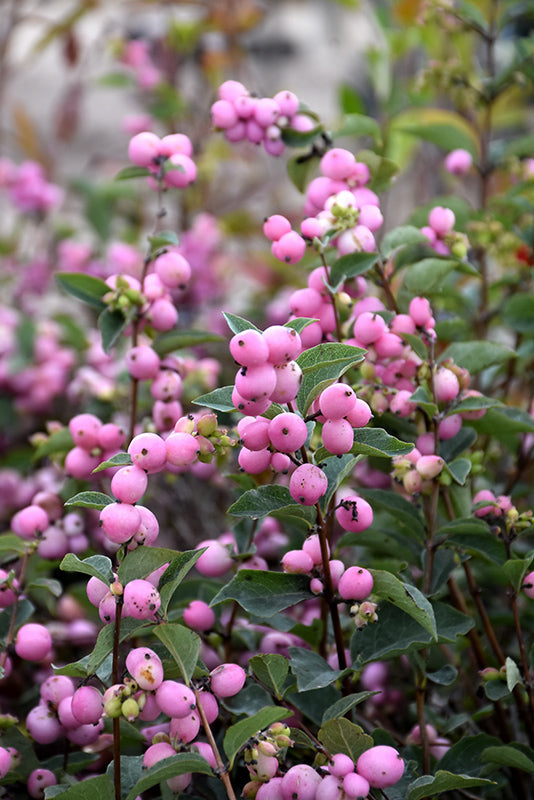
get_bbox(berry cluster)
[128,131,197,189]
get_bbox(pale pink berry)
[232,387,272,416]
[156,680,196,718]
[40,675,74,705]
[146,298,178,331]
[125,344,160,380]
[154,251,191,289]
[271,360,303,404]
[71,686,104,725]
[170,710,200,743]
[211,99,239,129]
[151,368,182,401]
[408,296,433,327]
[353,312,387,344]
[99,502,141,544]
[238,446,272,474]
[445,148,473,175]
[302,533,329,565]
[196,539,234,577]
[235,363,277,400]
[128,131,161,166]
[281,764,322,800]
[27,767,57,798]
[329,753,355,778]
[272,231,307,264]
[15,623,51,661]
[289,464,328,505]
[143,741,176,769]
[338,567,374,601]
[11,504,49,540]
[164,153,197,188]
[321,148,356,180]
[428,206,455,236]
[64,447,100,480]
[320,383,357,420]
[316,774,344,800]
[346,398,372,428]
[416,455,444,480]
[263,325,302,364]
[230,329,269,367]
[111,466,148,504]
[269,412,308,453]
[263,214,292,242]
[210,663,246,698]
[335,495,373,533]
[356,745,404,789]
[282,549,314,574]
[322,418,354,454]
[126,647,164,691]
[68,413,102,451]
[473,489,498,517]
[289,287,323,317]
[123,579,161,620]
[257,777,284,800]
[98,423,126,451]
[390,389,416,418]
[238,417,271,451]
[196,690,219,724]
[183,600,215,631]
[128,431,167,474]
[159,133,193,157]
[165,431,199,466]
[438,414,462,440]
[86,575,110,607]
[26,705,62,744]
[434,367,460,403]
[343,771,370,799]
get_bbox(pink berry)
[343,771,370,799]
[273,231,307,264]
[111,465,148,504]
[524,571,534,599]
[27,767,57,798]
[169,710,200,743]
[320,383,357,420]
[64,446,100,480]
[281,764,322,800]
[321,148,356,180]
[289,464,328,506]
[123,579,161,620]
[346,398,372,428]
[15,623,51,661]
[408,296,433,327]
[329,753,355,778]
[210,663,246,698]
[125,344,160,380]
[128,131,161,166]
[164,153,197,188]
[356,745,404,789]
[143,741,176,769]
[71,686,104,725]
[338,566,374,601]
[445,148,473,175]
[11,504,49,540]
[165,431,199,467]
[154,251,191,289]
[269,412,308,453]
[86,575,110,607]
[352,312,387,345]
[263,325,302,364]
[68,413,102,451]
[99,502,141,544]
[282,549,314,574]
[322,418,354,455]
[235,363,277,400]
[211,99,239,129]
[183,600,215,631]
[316,774,344,800]
[156,680,196,718]
[271,360,303,404]
[230,328,270,367]
[434,367,460,403]
[126,647,164,691]
[238,446,272,474]
[335,495,373,533]
[26,705,63,744]
[428,206,455,236]
[238,417,271,451]
[196,539,234,577]
[128,431,167,474]
[263,214,292,242]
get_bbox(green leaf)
[370,570,437,639]
[400,332,428,361]
[32,426,74,461]
[358,488,426,541]
[505,657,523,692]
[248,654,289,699]
[158,549,208,615]
[288,647,348,691]
[210,570,313,617]
[381,226,428,257]
[223,707,292,768]
[333,113,381,141]
[452,395,501,414]
[403,258,475,295]
[115,165,152,181]
[439,733,501,776]
[296,343,365,415]
[152,328,224,356]
[98,307,128,354]
[281,123,323,147]
[351,601,474,665]
[356,150,399,192]
[0,533,30,557]
[287,152,321,193]
[329,252,378,288]
[223,312,260,334]
[409,385,437,418]
[92,452,132,472]
[440,519,506,564]
[321,692,378,723]
[65,491,113,510]
[28,578,62,597]
[56,273,109,310]
[427,665,458,686]
[124,753,213,800]
[284,317,319,333]
[393,108,479,156]
[318,718,374,762]
[153,623,200,685]
[193,386,235,413]
[444,457,471,486]
[481,744,534,774]
[44,775,114,800]
[228,485,316,528]
[147,230,179,249]
[440,340,516,374]
[350,428,413,458]
[407,771,496,800]
[59,553,113,584]
[86,619,147,676]
[503,555,534,594]
[117,546,179,584]
[471,406,534,436]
